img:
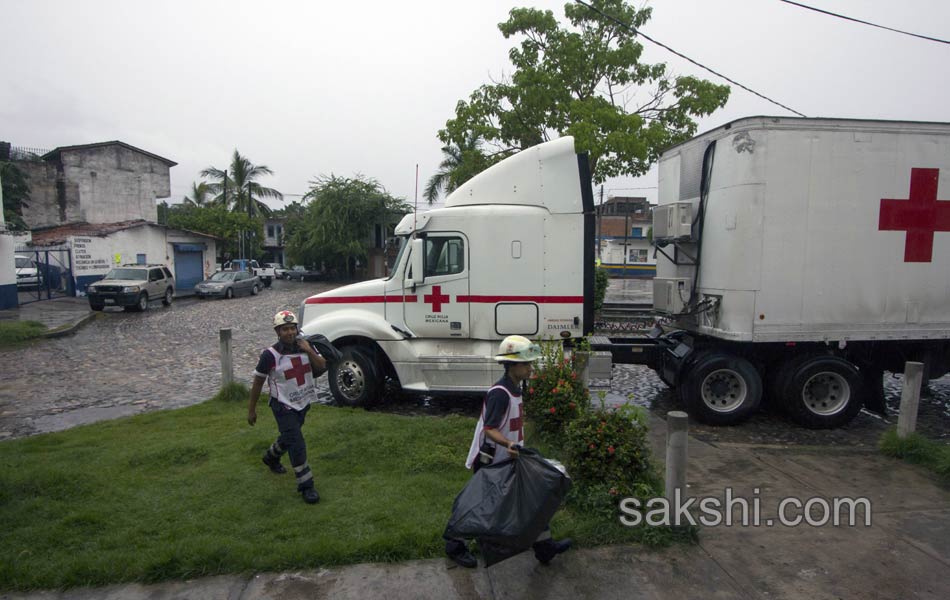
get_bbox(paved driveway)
[0,279,338,440]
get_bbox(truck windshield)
[385,236,408,280]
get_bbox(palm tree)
[200,150,282,217]
[183,181,212,206]
[423,134,489,204]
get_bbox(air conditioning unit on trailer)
[653,202,693,241]
[653,277,692,314]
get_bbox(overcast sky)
[2,0,948,210]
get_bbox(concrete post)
[897,361,924,438]
[220,328,233,385]
[665,411,689,503]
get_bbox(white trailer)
[651,116,950,427]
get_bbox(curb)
[43,311,99,339]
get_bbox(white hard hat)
[494,335,541,363]
[273,310,299,328]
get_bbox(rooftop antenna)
[413,164,419,234]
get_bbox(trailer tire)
[781,355,864,429]
[682,352,762,425]
[329,346,381,407]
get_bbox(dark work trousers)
[268,398,314,491]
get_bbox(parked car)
[194,270,261,299]
[286,265,323,281]
[266,263,288,279]
[14,254,41,288]
[223,259,276,287]
[86,265,175,312]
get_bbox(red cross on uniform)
[879,168,950,263]
[424,285,450,312]
[509,403,524,442]
[283,356,310,386]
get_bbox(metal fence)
[13,246,74,304]
[7,145,51,161]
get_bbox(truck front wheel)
[681,352,762,425]
[329,346,381,407]
[781,355,863,429]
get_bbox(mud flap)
[861,367,887,415]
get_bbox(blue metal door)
[174,250,203,290]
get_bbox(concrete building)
[262,218,286,266]
[595,196,655,277]
[3,141,175,230]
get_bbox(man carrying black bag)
[443,335,572,568]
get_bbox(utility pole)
[597,185,604,263]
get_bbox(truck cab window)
[425,237,464,277]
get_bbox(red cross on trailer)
[424,285,450,312]
[879,168,950,263]
[283,356,310,386]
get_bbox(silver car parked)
[194,271,261,299]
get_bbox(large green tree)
[1,162,30,231]
[200,150,281,218]
[286,175,411,278]
[439,0,730,183]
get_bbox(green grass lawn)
[0,389,666,591]
[0,320,46,346]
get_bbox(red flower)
[608,487,618,496]
[529,387,535,394]
[608,446,615,455]
[553,387,560,394]
[549,407,557,414]
[568,402,576,409]
[558,379,565,386]
[571,372,577,380]
[589,443,596,449]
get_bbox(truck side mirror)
[408,238,425,287]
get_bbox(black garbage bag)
[443,448,571,567]
[302,334,342,378]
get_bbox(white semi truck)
[299,117,950,429]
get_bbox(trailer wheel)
[682,352,762,425]
[781,355,863,429]
[328,346,381,407]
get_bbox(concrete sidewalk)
[3,414,947,600]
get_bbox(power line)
[778,0,950,45]
[573,0,807,117]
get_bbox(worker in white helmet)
[247,310,326,504]
[445,335,572,568]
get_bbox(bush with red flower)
[523,340,591,435]
[563,402,659,515]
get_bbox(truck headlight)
[122,286,141,293]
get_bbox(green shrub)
[564,403,655,496]
[594,266,609,311]
[524,341,591,435]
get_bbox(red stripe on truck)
[457,295,584,303]
[305,295,418,304]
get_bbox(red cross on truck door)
[404,234,470,339]
[879,168,950,263]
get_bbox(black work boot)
[262,454,287,474]
[533,538,572,565]
[300,486,320,504]
[445,539,477,568]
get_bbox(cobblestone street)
[2,277,948,445]
[0,279,339,440]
